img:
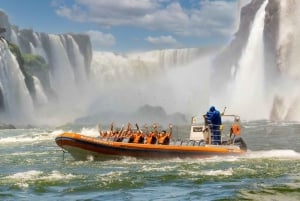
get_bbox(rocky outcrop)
[270,95,285,121]
[264,0,280,89]
[0,10,11,39]
[0,88,4,112]
[135,104,188,125]
[0,123,16,129]
[74,104,188,126]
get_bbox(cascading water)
[47,34,77,100]
[0,9,93,125]
[0,39,35,123]
[6,0,300,124]
[63,35,88,88]
[227,0,269,119]
[30,32,48,63]
[30,34,93,125]
[32,76,48,106]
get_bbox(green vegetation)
[7,41,48,97]
[23,53,48,73]
[7,42,24,67]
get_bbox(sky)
[0,0,243,53]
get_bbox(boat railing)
[98,118,239,146]
[206,121,238,145]
[177,139,206,146]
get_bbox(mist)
[2,0,300,126]
[80,50,212,125]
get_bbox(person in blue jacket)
[206,106,222,145]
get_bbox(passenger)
[125,122,132,137]
[230,116,241,143]
[105,122,114,139]
[110,122,114,133]
[158,130,166,144]
[146,123,158,144]
[159,131,171,145]
[205,106,222,145]
[114,125,125,142]
[133,123,144,143]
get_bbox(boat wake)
[243,149,300,159]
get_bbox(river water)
[0,120,300,201]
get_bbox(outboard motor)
[233,137,247,151]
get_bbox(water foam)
[201,168,233,176]
[0,129,57,144]
[3,170,77,189]
[244,149,300,159]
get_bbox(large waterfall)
[1,0,300,125]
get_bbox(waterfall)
[229,0,269,119]
[90,48,208,88]
[0,40,35,123]
[30,32,48,63]
[47,34,78,100]
[63,35,88,88]
[32,76,48,106]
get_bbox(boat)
[55,115,247,160]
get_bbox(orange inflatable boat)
[55,115,247,160]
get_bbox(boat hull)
[55,133,246,160]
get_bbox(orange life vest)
[231,123,241,135]
[133,134,144,143]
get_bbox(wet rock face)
[0,88,4,112]
[0,123,16,129]
[0,11,11,39]
[264,0,280,87]
[71,34,92,75]
[270,95,284,121]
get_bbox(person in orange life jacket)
[230,116,241,143]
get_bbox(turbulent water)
[0,121,299,201]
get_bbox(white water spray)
[89,49,211,117]
[0,40,35,123]
[32,76,48,106]
[229,0,269,119]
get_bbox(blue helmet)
[209,106,215,112]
